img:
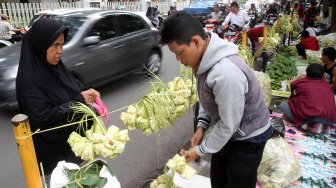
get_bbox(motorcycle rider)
[248,3,258,14]
[248,3,258,27]
[146,6,160,27]
[221,1,250,31]
[210,4,223,20]
[0,14,24,43]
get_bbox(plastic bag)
[316,33,336,47]
[257,137,301,188]
[50,159,121,188]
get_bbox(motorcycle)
[265,13,278,26]
[248,12,257,28]
[0,30,23,49]
[223,24,243,44]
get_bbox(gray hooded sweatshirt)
[195,33,270,156]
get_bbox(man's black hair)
[160,11,206,45]
[322,47,336,61]
[231,1,239,8]
[301,30,310,38]
[306,63,325,79]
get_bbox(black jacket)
[16,18,86,175]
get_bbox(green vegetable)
[266,54,297,90]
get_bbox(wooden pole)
[12,114,42,188]
[262,25,268,49]
[241,30,247,46]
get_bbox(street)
[0,45,195,188]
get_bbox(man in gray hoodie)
[160,11,272,188]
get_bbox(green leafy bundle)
[65,160,114,188]
[266,54,297,90]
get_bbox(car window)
[53,16,87,43]
[28,14,56,27]
[118,15,145,36]
[88,16,117,41]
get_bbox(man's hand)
[222,24,228,31]
[180,148,199,162]
[81,88,101,104]
[191,127,205,147]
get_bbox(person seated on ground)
[0,14,24,42]
[247,26,264,52]
[305,11,330,37]
[296,30,319,59]
[210,4,223,20]
[321,47,336,85]
[279,63,336,134]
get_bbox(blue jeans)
[279,102,294,122]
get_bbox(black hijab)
[16,18,84,174]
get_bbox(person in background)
[298,0,305,20]
[161,11,271,188]
[296,30,319,59]
[146,6,160,27]
[321,47,336,85]
[0,14,24,43]
[16,18,100,183]
[303,0,319,29]
[210,4,223,20]
[248,3,257,14]
[279,63,335,134]
[292,3,299,14]
[168,6,177,16]
[247,26,264,52]
[285,1,291,15]
[266,3,278,15]
[222,1,250,30]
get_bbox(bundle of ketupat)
[259,26,281,50]
[306,49,323,64]
[120,66,197,135]
[275,15,293,34]
[67,102,130,161]
[150,171,181,188]
[238,45,254,68]
[291,13,302,39]
[266,54,297,90]
[166,154,196,180]
[254,71,272,107]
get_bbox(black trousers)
[296,44,307,59]
[210,140,267,188]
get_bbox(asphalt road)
[0,45,195,188]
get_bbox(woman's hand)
[81,88,100,104]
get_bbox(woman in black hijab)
[16,18,100,176]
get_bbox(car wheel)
[146,50,161,74]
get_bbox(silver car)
[0,9,162,107]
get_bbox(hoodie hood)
[197,33,239,75]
